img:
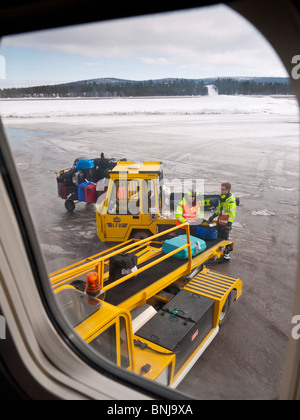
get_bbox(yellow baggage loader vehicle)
[50,224,242,388]
[96,161,223,242]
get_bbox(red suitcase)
[60,184,70,199]
[85,183,96,203]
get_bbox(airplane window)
[0,4,299,400]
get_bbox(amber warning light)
[85,271,101,298]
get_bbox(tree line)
[0,77,293,98]
[213,78,292,95]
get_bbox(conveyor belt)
[105,255,183,306]
[105,238,222,306]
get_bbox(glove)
[208,213,217,223]
[224,222,232,232]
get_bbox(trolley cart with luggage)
[56,154,126,211]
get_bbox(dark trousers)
[218,225,230,240]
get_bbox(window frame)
[0,0,299,400]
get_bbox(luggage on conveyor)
[195,224,218,240]
[109,252,138,282]
[162,234,206,260]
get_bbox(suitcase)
[60,184,70,199]
[68,185,78,201]
[85,183,96,203]
[57,168,76,186]
[162,234,206,260]
[72,170,86,186]
[57,182,62,197]
[85,168,98,182]
[78,182,92,201]
[195,224,218,240]
[109,252,138,282]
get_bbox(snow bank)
[0,95,298,118]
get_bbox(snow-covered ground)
[0,94,298,118]
[1,94,299,400]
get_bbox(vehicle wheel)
[219,292,232,327]
[131,230,151,240]
[65,199,75,212]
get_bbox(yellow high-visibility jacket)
[216,193,236,225]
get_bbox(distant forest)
[0,77,293,98]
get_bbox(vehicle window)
[119,316,130,369]
[89,324,117,365]
[0,4,299,399]
[108,179,140,214]
[142,179,156,214]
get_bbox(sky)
[0,4,288,88]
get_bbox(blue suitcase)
[78,181,92,201]
[162,234,206,260]
[195,225,218,240]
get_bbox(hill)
[0,76,293,98]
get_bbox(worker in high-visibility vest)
[176,190,204,236]
[209,182,236,262]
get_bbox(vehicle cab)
[96,161,173,242]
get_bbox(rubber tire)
[219,292,232,327]
[65,199,75,212]
[131,230,151,240]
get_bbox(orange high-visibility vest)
[218,214,229,225]
[176,201,200,226]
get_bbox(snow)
[1,93,298,401]
[251,209,276,216]
[0,94,298,119]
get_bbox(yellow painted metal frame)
[51,224,241,386]
[51,223,193,290]
[96,160,177,242]
[183,266,243,327]
[50,223,234,307]
[170,327,218,387]
[55,284,135,371]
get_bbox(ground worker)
[175,190,204,236]
[209,182,236,262]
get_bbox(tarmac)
[3,110,299,400]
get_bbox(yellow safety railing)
[50,223,192,291]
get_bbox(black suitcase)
[57,168,76,186]
[72,170,86,186]
[109,252,138,282]
[67,185,78,200]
